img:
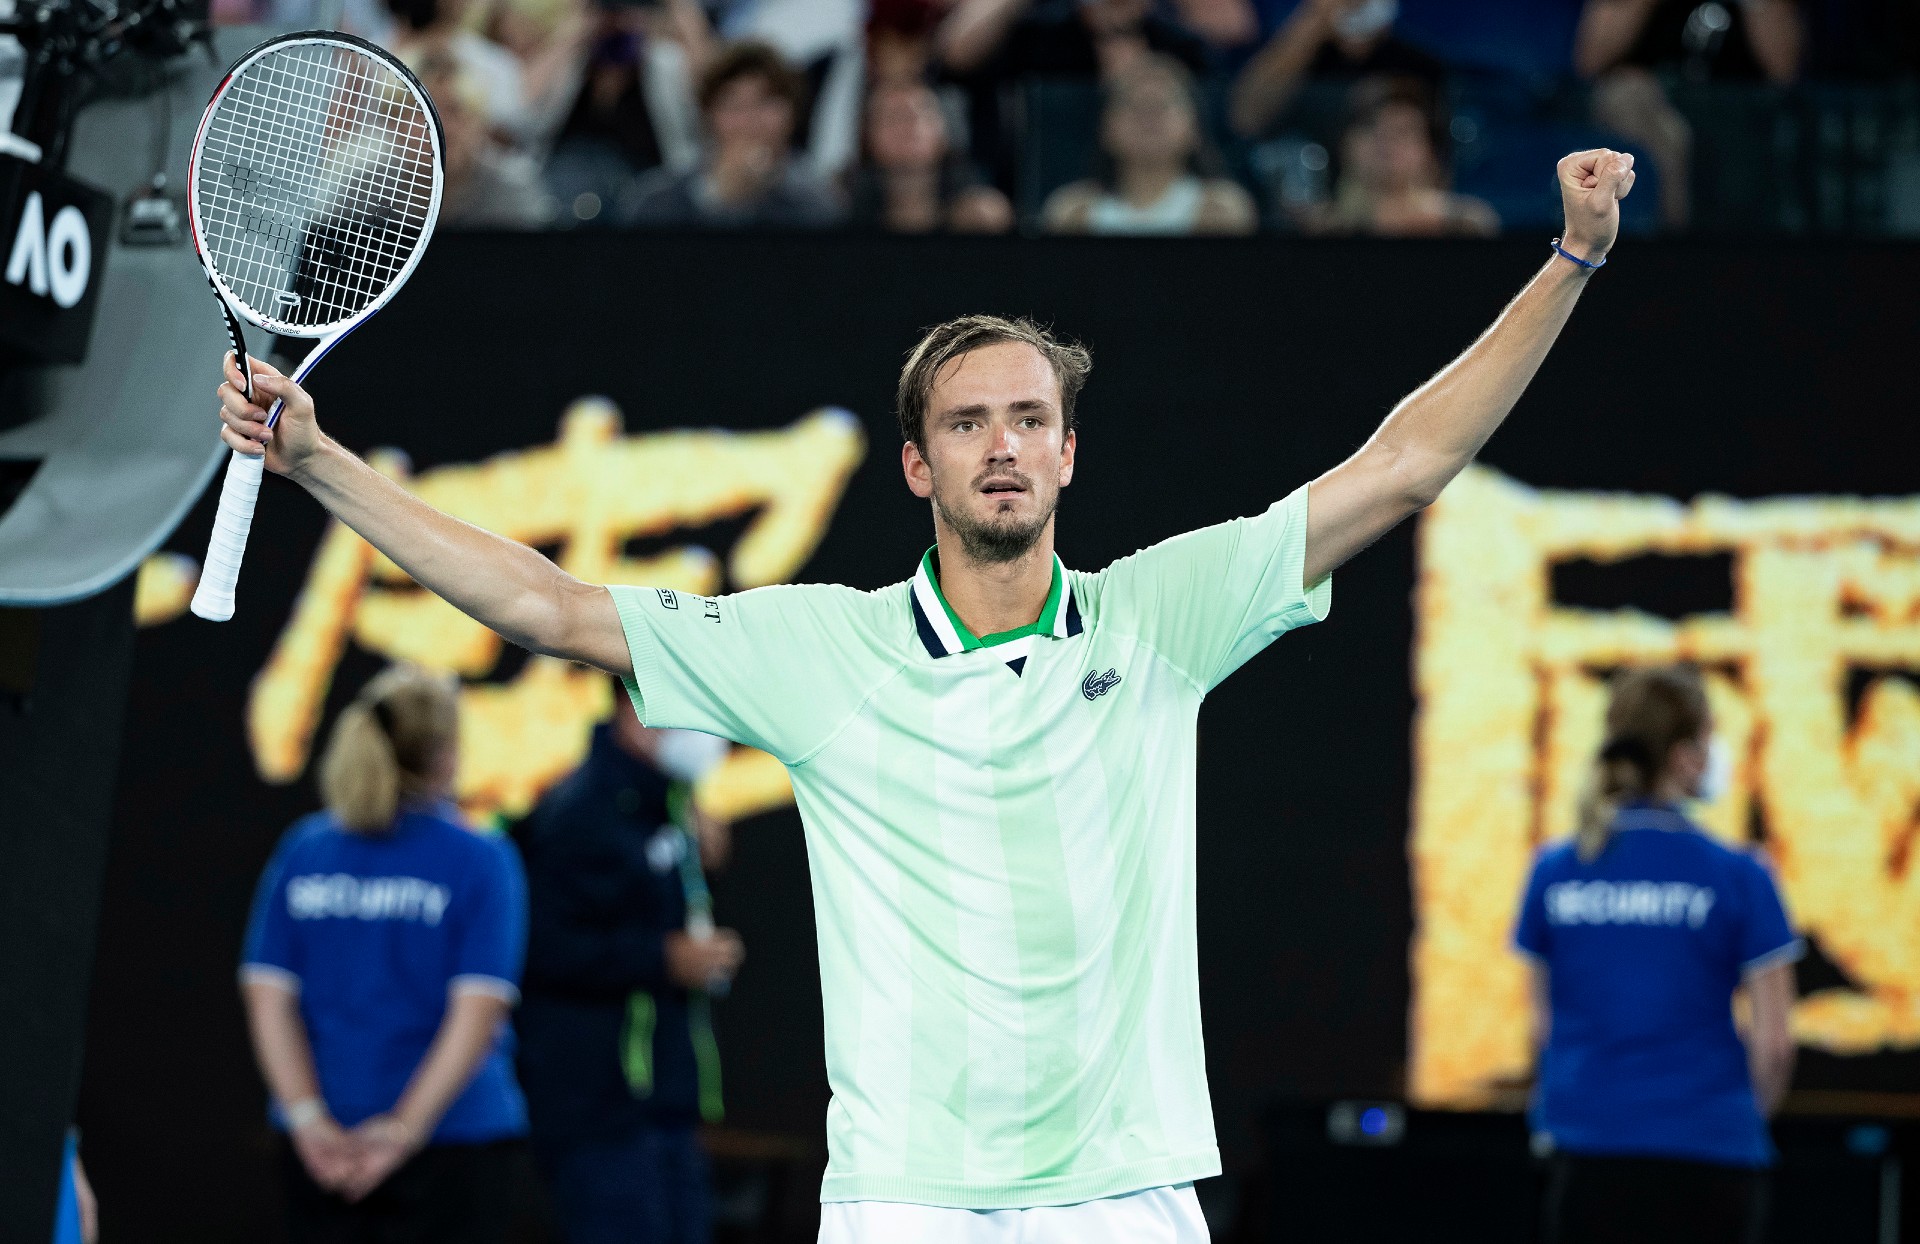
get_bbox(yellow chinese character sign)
[244,397,866,826]
[1409,466,1920,1106]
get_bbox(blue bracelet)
[1552,238,1606,270]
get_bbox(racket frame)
[187,29,446,412]
[186,30,444,622]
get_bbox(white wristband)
[283,1098,327,1130]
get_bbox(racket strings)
[197,42,437,332]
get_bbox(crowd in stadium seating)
[210,0,1920,235]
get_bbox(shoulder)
[737,580,919,676]
[1641,822,1771,881]
[755,578,906,609]
[1713,838,1782,884]
[1530,839,1580,880]
[412,807,506,859]
[445,824,526,893]
[529,763,598,823]
[732,579,905,622]
[276,811,344,861]
[1195,180,1258,234]
[1042,181,1100,232]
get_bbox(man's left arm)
[1302,149,1637,587]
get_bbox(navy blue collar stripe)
[910,591,946,659]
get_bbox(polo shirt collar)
[910,547,1082,660]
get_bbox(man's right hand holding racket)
[214,354,636,680]
[218,354,320,478]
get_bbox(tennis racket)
[188,31,443,622]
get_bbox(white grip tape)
[189,449,267,622]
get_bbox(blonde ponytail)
[1574,745,1649,863]
[320,702,403,831]
[317,665,459,833]
[1572,665,1711,863]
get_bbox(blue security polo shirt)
[1514,802,1801,1168]
[241,801,530,1143]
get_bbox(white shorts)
[818,1183,1209,1244]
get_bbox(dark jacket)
[514,725,720,1143]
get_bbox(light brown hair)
[1573,664,1710,862]
[318,665,459,833]
[895,315,1092,449]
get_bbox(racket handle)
[190,449,267,622]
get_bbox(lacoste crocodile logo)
[1081,668,1121,700]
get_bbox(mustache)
[973,469,1033,492]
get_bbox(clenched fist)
[1557,148,1636,265]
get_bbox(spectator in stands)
[1304,77,1498,236]
[851,80,1015,232]
[1518,665,1798,1244]
[1577,0,1805,230]
[420,53,556,228]
[516,687,743,1244]
[544,1,710,225]
[710,0,867,180]
[240,666,531,1244]
[627,41,844,228]
[1043,53,1256,234]
[387,0,532,146]
[937,0,1211,190]
[483,0,598,159]
[1229,0,1441,137]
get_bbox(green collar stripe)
[919,550,1064,651]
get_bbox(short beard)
[933,484,1057,565]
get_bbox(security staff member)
[241,665,531,1243]
[1516,664,1800,1244]
[515,685,743,1244]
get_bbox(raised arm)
[215,356,630,675]
[1302,149,1635,586]
[1741,0,1803,85]
[1573,0,1658,79]
[936,0,1033,75]
[1229,0,1336,137]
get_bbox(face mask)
[1695,736,1733,804]
[1333,0,1398,41]
[654,729,730,783]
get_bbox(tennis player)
[215,150,1635,1242]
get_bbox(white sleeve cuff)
[1742,939,1806,977]
[239,963,302,993]
[450,974,521,1005]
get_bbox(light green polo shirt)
[611,483,1331,1209]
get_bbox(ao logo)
[6,191,91,309]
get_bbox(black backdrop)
[78,234,1920,1241]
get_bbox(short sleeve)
[448,836,528,1005]
[1735,851,1802,976]
[1513,853,1554,960]
[240,830,302,992]
[1098,483,1332,691]
[607,582,884,763]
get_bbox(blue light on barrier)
[1359,1108,1390,1137]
